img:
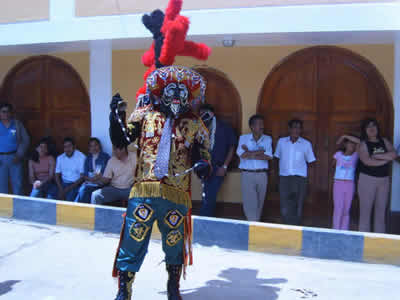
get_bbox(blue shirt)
[0,120,17,153]
[211,119,237,167]
[83,151,110,177]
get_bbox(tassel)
[182,208,193,280]
[112,213,127,277]
[129,182,191,208]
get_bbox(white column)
[391,34,400,211]
[90,40,113,155]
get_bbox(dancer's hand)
[33,180,42,189]
[194,159,211,179]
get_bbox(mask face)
[160,82,189,118]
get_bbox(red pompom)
[178,41,211,60]
[135,0,211,102]
[160,16,189,66]
[142,43,155,67]
[164,0,183,25]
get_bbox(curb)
[1,194,399,266]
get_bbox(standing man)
[91,145,136,205]
[236,114,272,221]
[274,119,316,225]
[0,102,30,195]
[55,137,86,201]
[199,104,236,217]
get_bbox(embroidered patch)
[129,222,150,242]
[166,230,183,247]
[133,203,154,222]
[164,210,184,229]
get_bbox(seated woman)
[29,137,58,199]
[74,137,110,203]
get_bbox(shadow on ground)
[164,268,287,300]
[0,280,21,296]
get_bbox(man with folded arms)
[237,114,272,221]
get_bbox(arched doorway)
[0,55,91,154]
[257,46,393,228]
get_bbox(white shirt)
[274,136,316,177]
[56,150,86,183]
[236,134,273,170]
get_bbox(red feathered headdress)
[136,0,211,102]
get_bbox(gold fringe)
[129,182,192,209]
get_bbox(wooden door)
[257,46,393,227]
[0,55,91,154]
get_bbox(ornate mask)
[146,65,206,118]
[160,82,189,118]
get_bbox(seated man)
[74,137,110,203]
[91,145,136,205]
[55,137,86,201]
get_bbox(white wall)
[0,0,400,46]
[391,34,400,212]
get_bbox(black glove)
[110,93,126,111]
[194,159,211,180]
[109,93,130,148]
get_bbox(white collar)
[64,152,75,158]
[287,136,302,143]
[251,134,264,142]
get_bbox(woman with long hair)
[28,137,57,199]
[357,118,397,233]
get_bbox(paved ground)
[0,218,399,300]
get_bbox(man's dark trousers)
[200,174,224,217]
[279,175,307,225]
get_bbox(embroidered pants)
[116,197,188,273]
